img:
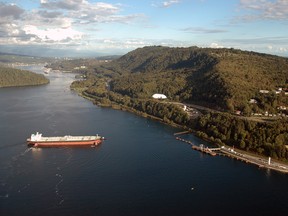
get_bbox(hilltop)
[90,46,288,113]
[0,66,49,88]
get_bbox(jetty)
[174,131,288,174]
[192,144,217,156]
[173,131,191,136]
[175,136,217,156]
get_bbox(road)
[219,146,288,173]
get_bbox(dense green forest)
[193,112,288,160]
[0,66,49,88]
[70,46,288,161]
[88,46,288,112]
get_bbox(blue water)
[0,66,288,216]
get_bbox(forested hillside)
[89,46,288,112]
[0,66,49,88]
[71,46,288,160]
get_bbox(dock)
[174,132,288,174]
[173,131,191,136]
[175,137,217,156]
[192,144,217,156]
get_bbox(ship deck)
[37,135,101,142]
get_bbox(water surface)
[0,65,288,216]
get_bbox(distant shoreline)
[0,82,49,88]
[0,66,49,88]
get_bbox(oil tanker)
[27,132,104,147]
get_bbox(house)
[278,106,287,110]
[152,94,167,99]
[235,110,241,115]
[259,90,269,94]
[249,99,257,104]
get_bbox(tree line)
[193,112,288,160]
[0,66,49,88]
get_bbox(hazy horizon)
[1,0,288,57]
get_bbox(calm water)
[0,65,288,216]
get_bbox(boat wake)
[0,191,9,199]
[11,147,32,161]
[53,149,73,206]
[0,147,33,199]
[55,173,64,205]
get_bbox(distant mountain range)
[0,45,118,58]
[0,52,54,65]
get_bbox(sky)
[0,0,288,57]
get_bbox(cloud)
[210,43,224,48]
[41,0,88,11]
[23,10,72,28]
[39,0,142,24]
[152,0,181,8]
[0,1,142,47]
[37,10,63,19]
[23,25,83,42]
[0,3,24,19]
[224,36,288,45]
[181,27,228,34]
[162,0,181,8]
[238,0,288,21]
[217,36,288,56]
[0,23,25,38]
[100,38,151,49]
[84,37,191,52]
[41,0,120,17]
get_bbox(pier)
[175,136,217,156]
[174,131,288,173]
[173,131,191,136]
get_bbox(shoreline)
[72,87,288,174]
[74,88,185,129]
[0,81,49,88]
[175,132,288,174]
[218,146,288,174]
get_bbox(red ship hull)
[27,139,102,147]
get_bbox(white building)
[259,90,269,94]
[152,94,167,99]
[249,99,257,104]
